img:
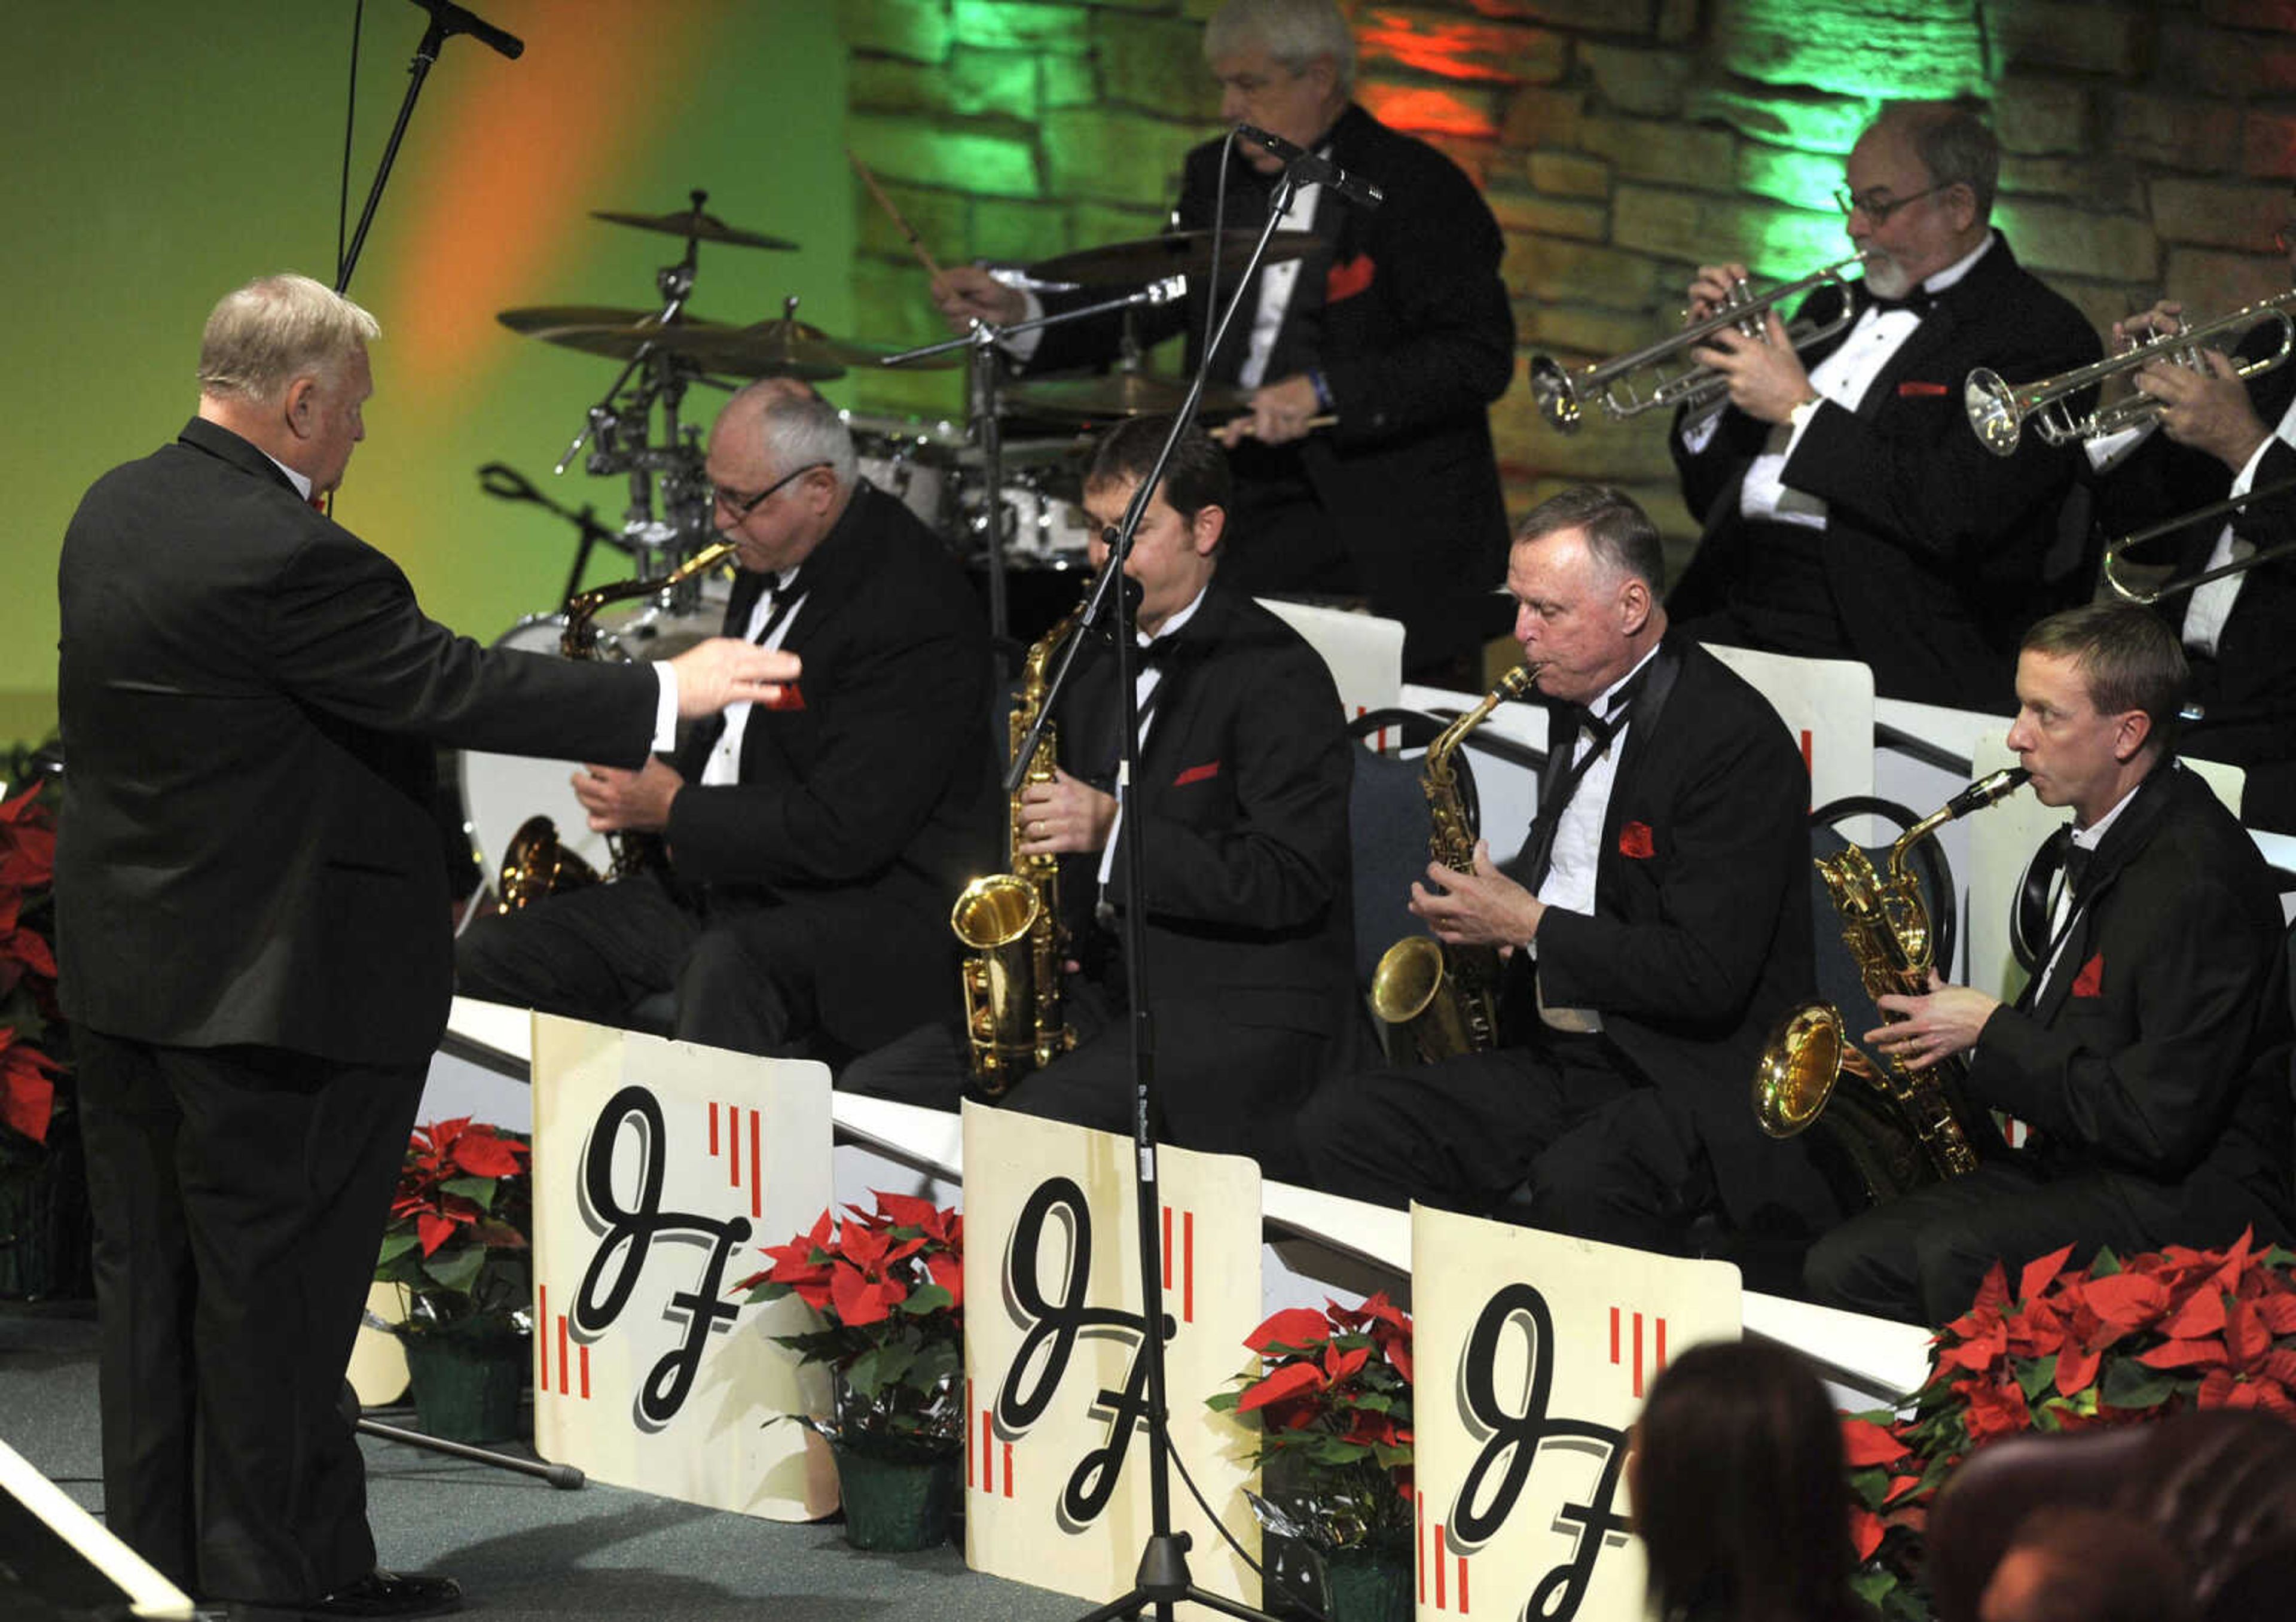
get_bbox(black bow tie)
[2060,840,2093,900]
[1565,664,1651,752]
[1137,635,1179,671]
[1864,283,1934,316]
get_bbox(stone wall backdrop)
[841,0,2294,580]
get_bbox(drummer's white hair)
[1204,0,1356,93]
[734,380,858,489]
[197,273,378,404]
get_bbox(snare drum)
[844,411,964,530]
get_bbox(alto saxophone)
[1370,663,1539,1062]
[493,540,738,913]
[1752,766,2029,1203]
[950,600,1088,1094]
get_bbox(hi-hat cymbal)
[1005,373,1252,420]
[591,205,797,251]
[1027,228,1322,288]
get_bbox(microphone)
[1234,124,1383,211]
[405,0,524,59]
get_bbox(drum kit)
[459,188,1324,890]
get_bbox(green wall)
[1,0,852,742]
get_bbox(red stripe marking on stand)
[1656,1315,1668,1373]
[1002,1443,1013,1497]
[728,1108,740,1187]
[1183,1211,1195,1324]
[749,1111,762,1219]
[1459,1556,1470,1614]
[1435,1522,1447,1609]
[709,1101,719,1155]
[579,1344,590,1400]
[1610,1305,1619,1364]
[557,1315,570,1395]
[1161,1205,1173,1289]
[1633,1310,1645,1397]
[982,1410,994,1491]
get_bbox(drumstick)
[847,148,947,287]
[1223,413,1339,440]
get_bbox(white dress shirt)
[700,568,806,786]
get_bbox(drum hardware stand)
[885,276,1187,666]
[997,197,1297,1621]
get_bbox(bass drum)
[844,411,964,530]
[456,577,731,891]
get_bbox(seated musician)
[841,417,1364,1176]
[1668,102,2099,712]
[1806,602,2294,1327]
[1297,485,1840,1255]
[929,0,1513,683]
[2086,206,2296,832]
[455,380,999,1061]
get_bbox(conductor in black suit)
[931,0,1515,681]
[1669,102,2100,713]
[54,274,797,1617]
[455,380,999,1061]
[2089,234,2296,832]
[1298,486,1839,1253]
[844,418,1364,1175]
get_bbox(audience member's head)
[1631,1339,1859,1622]
[1977,1505,2194,1622]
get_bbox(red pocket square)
[761,682,805,712]
[1897,380,1949,397]
[1618,821,1655,859]
[1326,253,1375,304]
[1173,760,1221,786]
[2071,952,2104,998]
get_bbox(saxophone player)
[1298,486,1841,1256]
[456,380,1000,1061]
[1807,603,2292,1326]
[842,417,1364,1177]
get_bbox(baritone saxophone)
[1369,663,1539,1062]
[950,600,1088,1094]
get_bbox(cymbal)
[1028,228,1322,288]
[591,205,797,251]
[500,309,845,379]
[707,319,964,374]
[497,304,726,337]
[1005,373,1252,420]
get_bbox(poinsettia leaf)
[1236,1361,1326,1414]
[2100,1357,2185,1408]
[2018,1243,2078,1306]
[415,1211,459,1257]
[376,1230,422,1266]
[2014,1357,2056,1402]
[1840,1417,1909,1466]
[902,1281,953,1316]
[1247,1308,1336,1355]
[2163,1285,2229,1340]
[2054,1344,2102,1398]
[425,1242,487,1297]
[1205,1390,1242,1413]
[439,1173,500,1211]
[1848,1505,1885,1563]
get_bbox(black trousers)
[75,1028,426,1603]
[1294,1033,1712,1254]
[453,873,804,1057]
[1805,1156,2292,1327]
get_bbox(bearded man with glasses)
[456,379,1000,1060]
[1665,100,2102,713]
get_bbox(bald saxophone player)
[54,272,793,1618]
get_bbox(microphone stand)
[1001,157,1309,1622]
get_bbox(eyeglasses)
[710,461,829,519]
[1833,182,1948,225]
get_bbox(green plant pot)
[1323,1547,1412,1622]
[401,1322,526,1444]
[832,1443,959,1552]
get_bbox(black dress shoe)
[230,1569,463,1621]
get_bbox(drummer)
[930,0,1514,684]
[455,380,1000,1060]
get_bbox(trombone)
[1529,251,1873,433]
[2101,472,2296,604]
[1966,290,2296,458]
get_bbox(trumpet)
[2102,472,2296,605]
[1529,252,1872,432]
[1966,290,2296,457]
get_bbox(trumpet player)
[2087,214,2296,830]
[1297,486,1839,1257]
[1806,604,2292,1327]
[455,380,1000,1062]
[841,418,1364,1177]
[1668,103,2099,712]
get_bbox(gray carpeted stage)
[0,1300,1096,1621]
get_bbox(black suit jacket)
[56,418,659,1065]
[1671,236,2101,711]
[665,482,1000,1049]
[1029,104,1515,672]
[1523,631,1836,1230]
[1057,581,1361,1156]
[1973,763,2290,1220]
[2090,322,2296,825]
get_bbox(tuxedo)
[1806,763,2294,1325]
[1299,632,1840,1249]
[455,481,1000,1057]
[841,582,1364,1175]
[1024,105,1514,676]
[2090,320,2296,830]
[1671,236,2100,712]
[55,417,661,1602]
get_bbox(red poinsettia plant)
[374,1117,533,1334]
[1839,1230,2296,1620]
[734,1191,964,1462]
[1207,1292,1415,1556]
[0,782,64,1154]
